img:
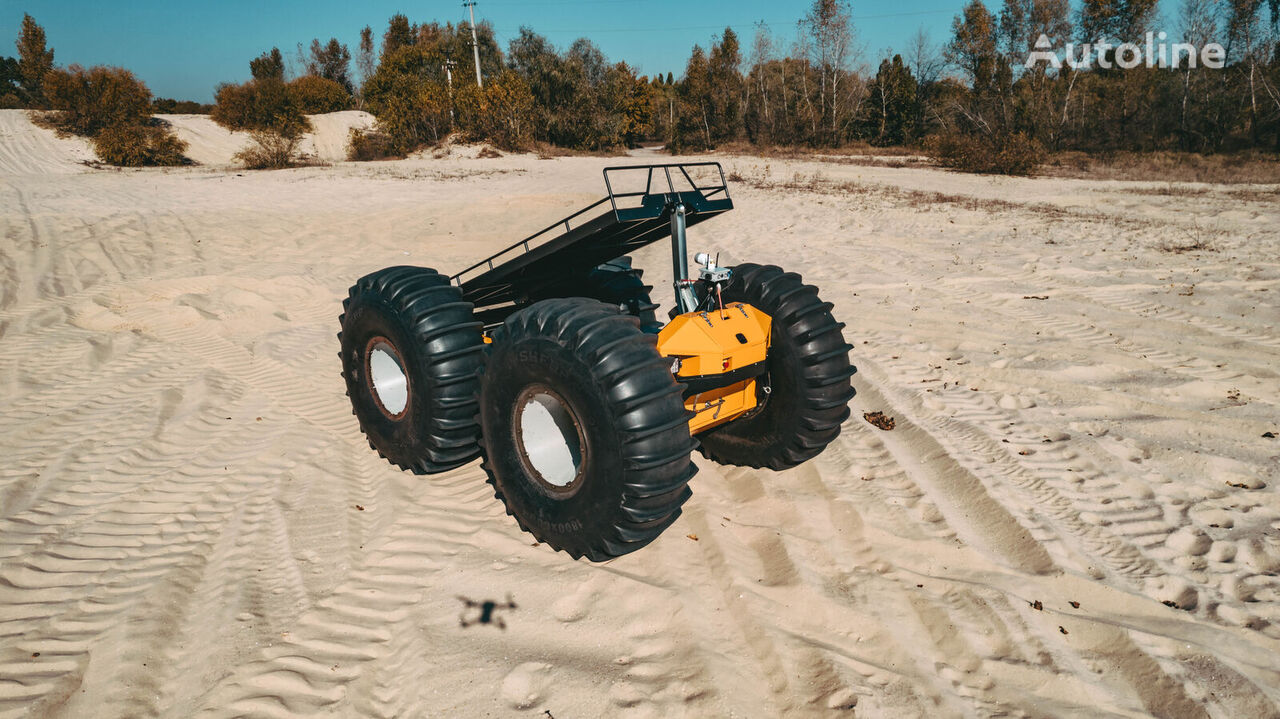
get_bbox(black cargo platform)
[451,162,733,327]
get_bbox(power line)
[482,8,957,35]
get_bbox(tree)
[357,26,376,91]
[308,38,353,93]
[0,56,20,107]
[744,23,775,143]
[675,45,713,151]
[212,75,309,138]
[707,27,744,143]
[507,27,570,143]
[947,0,999,92]
[479,70,536,149]
[1177,0,1225,150]
[288,75,351,113]
[363,44,450,151]
[15,13,54,108]
[863,54,917,145]
[383,14,415,58]
[250,48,284,81]
[603,62,652,147]
[1080,0,1157,44]
[801,0,857,144]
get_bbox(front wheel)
[696,263,856,469]
[478,298,696,561]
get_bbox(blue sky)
[1,1,965,102]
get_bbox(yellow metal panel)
[658,303,770,376]
[686,378,758,433]
[658,303,772,435]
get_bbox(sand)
[1,108,1279,717]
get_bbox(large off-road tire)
[339,266,485,473]
[478,298,696,561]
[696,263,856,469]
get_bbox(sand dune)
[160,110,375,166]
[1,110,1279,717]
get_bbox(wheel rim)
[513,387,586,495]
[365,337,409,420]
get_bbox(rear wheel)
[584,258,662,333]
[696,263,856,469]
[525,256,661,333]
[339,266,485,473]
[478,298,695,560]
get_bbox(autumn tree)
[212,50,309,138]
[250,48,284,81]
[15,13,54,108]
[947,0,1000,93]
[362,44,451,151]
[603,62,653,147]
[455,69,535,149]
[383,14,415,58]
[308,38,353,93]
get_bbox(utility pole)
[463,0,483,88]
[443,59,457,122]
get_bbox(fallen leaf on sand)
[863,411,895,431]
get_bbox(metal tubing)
[671,204,688,281]
[671,204,697,313]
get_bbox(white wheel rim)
[515,389,584,490]
[367,339,408,418]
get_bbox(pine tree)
[15,14,54,108]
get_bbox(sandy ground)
[1,109,1279,717]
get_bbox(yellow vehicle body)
[657,303,771,434]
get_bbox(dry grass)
[719,144,1280,184]
[532,141,627,159]
[735,170,1033,214]
[1114,185,1280,202]
[733,170,1224,244]
[1041,150,1280,184]
[717,140,921,158]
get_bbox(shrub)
[211,77,309,136]
[234,129,303,169]
[92,121,189,166]
[347,127,399,160]
[42,64,151,136]
[152,97,211,114]
[362,45,452,153]
[453,71,535,151]
[287,75,351,114]
[925,131,1045,176]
